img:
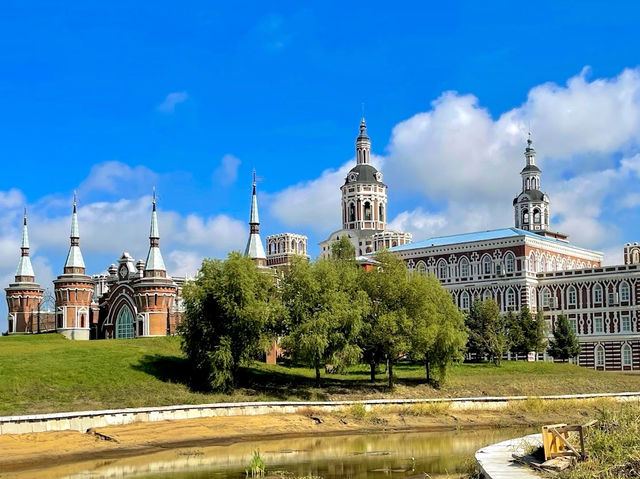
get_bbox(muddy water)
[15,428,534,479]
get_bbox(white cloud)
[213,154,242,186]
[156,91,189,113]
[79,161,158,197]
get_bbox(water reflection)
[17,428,534,479]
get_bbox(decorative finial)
[73,190,77,212]
[23,206,27,224]
[252,169,256,187]
[152,186,156,210]
[361,102,365,121]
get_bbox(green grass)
[2,334,640,416]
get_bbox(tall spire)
[15,209,35,282]
[356,117,371,165]
[144,187,167,277]
[525,131,536,167]
[64,191,86,274]
[245,171,266,264]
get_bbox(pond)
[14,427,534,479]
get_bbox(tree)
[547,314,581,362]
[531,309,548,358]
[408,274,467,384]
[179,252,283,392]
[465,299,508,366]
[280,255,369,387]
[331,235,356,260]
[507,305,536,357]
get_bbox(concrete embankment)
[1,391,639,435]
[476,432,542,479]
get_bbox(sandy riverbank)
[0,400,612,477]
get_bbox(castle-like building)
[389,135,640,371]
[319,119,412,257]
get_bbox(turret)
[244,171,267,267]
[514,134,551,232]
[5,210,43,333]
[144,188,167,278]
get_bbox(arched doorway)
[116,306,135,339]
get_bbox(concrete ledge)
[476,432,542,478]
[1,391,638,435]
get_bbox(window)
[349,203,356,222]
[483,290,492,301]
[620,282,630,302]
[539,254,546,272]
[542,289,551,308]
[569,318,578,334]
[379,204,384,222]
[482,256,492,275]
[522,210,529,224]
[634,250,640,264]
[437,260,447,279]
[461,292,470,310]
[594,315,603,334]
[416,261,427,277]
[505,253,515,273]
[567,286,577,306]
[533,209,541,224]
[595,345,605,368]
[460,258,470,277]
[593,284,603,304]
[364,202,371,221]
[116,306,135,339]
[529,252,536,272]
[622,344,632,367]
[506,288,516,309]
[621,312,631,333]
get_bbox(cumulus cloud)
[79,162,159,198]
[213,154,242,186]
[156,91,189,113]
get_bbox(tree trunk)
[425,352,431,383]
[370,361,376,382]
[315,363,321,388]
[388,360,394,389]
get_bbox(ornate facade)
[319,119,412,257]
[390,137,639,370]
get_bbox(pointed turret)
[356,117,371,165]
[144,188,167,277]
[15,209,35,282]
[514,133,551,233]
[244,171,267,266]
[64,192,86,274]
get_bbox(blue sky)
[2,1,640,330]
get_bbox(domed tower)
[341,118,387,232]
[244,171,267,267]
[133,191,177,336]
[513,134,550,232]
[5,210,43,333]
[53,194,94,339]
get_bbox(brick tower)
[53,194,94,339]
[5,211,43,333]
[133,190,177,336]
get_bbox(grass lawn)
[1,334,640,416]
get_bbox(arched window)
[459,257,470,278]
[595,345,605,368]
[533,209,541,224]
[80,314,85,328]
[483,290,492,301]
[461,291,470,310]
[529,252,536,272]
[416,261,427,277]
[593,284,603,304]
[506,288,516,309]
[551,257,557,271]
[542,288,551,308]
[379,204,384,222]
[567,286,577,306]
[522,209,529,225]
[364,202,371,221]
[526,178,530,190]
[622,344,632,367]
[437,260,447,280]
[482,255,492,275]
[504,252,515,273]
[538,254,546,272]
[620,282,630,302]
[349,203,356,222]
[633,249,640,264]
[116,306,134,339]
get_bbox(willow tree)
[280,255,369,387]
[179,252,282,392]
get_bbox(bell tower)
[514,134,550,232]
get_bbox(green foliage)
[465,299,508,366]
[532,309,548,354]
[246,449,266,477]
[548,314,581,362]
[330,235,356,260]
[179,252,284,391]
[280,255,369,386]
